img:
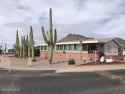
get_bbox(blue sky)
[0,0,125,48]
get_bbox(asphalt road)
[0,68,125,94]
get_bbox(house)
[39,34,125,63]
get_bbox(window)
[44,46,47,50]
[113,46,117,52]
[64,45,67,50]
[74,44,80,50]
[83,44,88,51]
[89,44,96,50]
[41,46,43,51]
[56,45,59,50]
[107,45,111,51]
[74,44,77,50]
[56,45,63,50]
[60,45,63,50]
[69,44,73,50]
[90,45,96,50]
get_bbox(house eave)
[56,40,99,45]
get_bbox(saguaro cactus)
[20,36,23,59]
[26,35,28,58]
[28,33,31,58]
[18,36,20,58]
[29,26,35,61]
[41,8,57,64]
[15,30,20,58]
[22,36,26,59]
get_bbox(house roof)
[58,34,93,43]
[40,34,125,46]
[96,38,114,43]
[114,37,125,46]
[95,37,125,46]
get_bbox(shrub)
[68,59,75,65]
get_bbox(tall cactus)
[28,33,31,58]
[29,26,35,61]
[15,30,20,58]
[22,36,26,59]
[18,36,20,58]
[41,8,57,64]
[13,44,16,57]
[20,36,23,59]
[25,35,28,58]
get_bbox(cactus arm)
[46,31,49,40]
[53,29,57,45]
[41,27,49,44]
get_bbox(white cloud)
[0,0,125,48]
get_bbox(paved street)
[0,69,125,94]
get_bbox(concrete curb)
[56,65,125,73]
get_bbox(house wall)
[40,51,100,63]
[104,40,118,55]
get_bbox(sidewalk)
[1,56,125,73]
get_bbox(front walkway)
[1,56,125,73]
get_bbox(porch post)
[80,40,82,64]
[55,45,56,50]
[95,50,96,64]
[43,46,45,51]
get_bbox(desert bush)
[68,59,75,65]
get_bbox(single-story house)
[39,34,125,62]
